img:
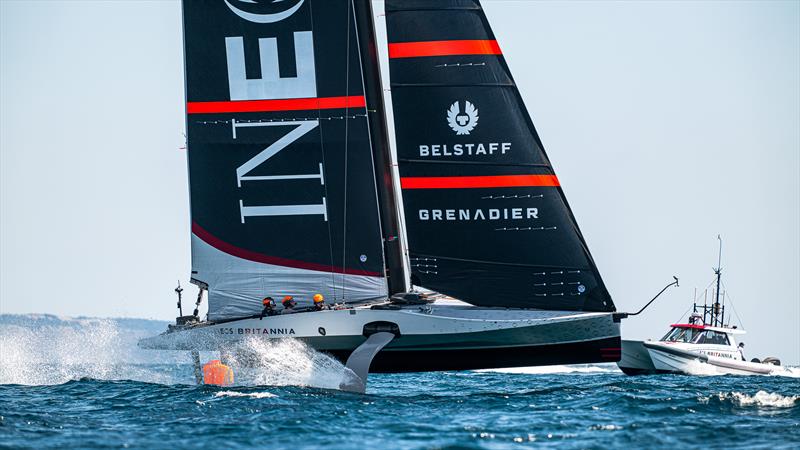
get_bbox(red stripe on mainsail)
[388,40,502,58]
[191,222,383,277]
[186,95,366,114]
[400,175,560,190]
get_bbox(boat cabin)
[660,323,745,348]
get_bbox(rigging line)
[675,304,695,325]
[340,0,353,300]
[720,280,745,329]
[307,1,338,301]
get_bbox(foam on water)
[0,316,359,390]
[475,364,618,375]
[771,366,800,378]
[700,390,799,408]
[0,318,184,385]
[228,337,360,390]
[214,390,278,399]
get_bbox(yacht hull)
[138,305,621,372]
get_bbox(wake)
[0,315,358,390]
[0,317,184,385]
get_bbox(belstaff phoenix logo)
[447,101,479,135]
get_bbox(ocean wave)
[769,366,800,378]
[214,390,277,399]
[588,424,623,431]
[474,364,619,375]
[700,390,799,408]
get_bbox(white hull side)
[140,305,618,352]
[644,342,778,376]
[617,340,659,375]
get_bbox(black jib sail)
[385,0,615,312]
[183,0,387,320]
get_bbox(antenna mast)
[713,235,723,327]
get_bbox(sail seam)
[410,253,592,271]
[391,82,514,88]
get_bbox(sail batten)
[385,0,615,312]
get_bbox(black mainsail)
[183,0,388,320]
[385,0,615,312]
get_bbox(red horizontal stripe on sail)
[186,95,366,114]
[389,40,502,58]
[191,222,382,277]
[401,175,560,190]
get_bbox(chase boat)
[618,240,782,376]
[619,319,782,376]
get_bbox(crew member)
[738,342,746,361]
[202,359,234,386]
[313,293,329,311]
[281,295,297,313]
[260,297,276,319]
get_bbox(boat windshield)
[660,327,699,343]
[692,330,730,345]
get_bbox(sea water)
[1,315,798,449]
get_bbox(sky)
[1,0,798,364]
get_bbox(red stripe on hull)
[187,95,366,114]
[400,175,560,190]
[191,222,383,277]
[389,39,502,58]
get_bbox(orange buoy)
[202,359,234,386]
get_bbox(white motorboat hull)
[617,340,667,375]
[139,302,621,372]
[643,341,779,376]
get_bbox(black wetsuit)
[260,307,276,319]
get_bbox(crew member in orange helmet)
[281,295,297,314]
[313,294,329,311]
[260,296,276,319]
[202,359,234,386]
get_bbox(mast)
[352,0,409,295]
